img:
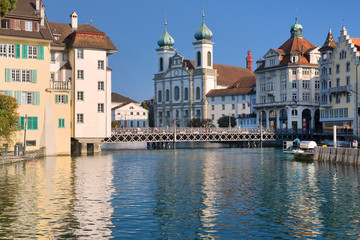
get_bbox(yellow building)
[0,0,71,155]
[319,27,360,135]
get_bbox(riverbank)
[313,147,360,165]
[0,148,46,165]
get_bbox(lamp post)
[23,114,27,155]
[260,111,263,148]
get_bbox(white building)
[254,19,321,132]
[112,102,148,128]
[153,16,254,127]
[49,12,117,154]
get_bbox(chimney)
[70,12,78,31]
[36,0,40,11]
[246,50,253,72]
[40,2,45,27]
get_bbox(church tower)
[156,21,175,73]
[193,13,214,69]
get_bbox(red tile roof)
[350,38,360,51]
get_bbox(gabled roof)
[183,60,254,87]
[112,93,138,104]
[0,0,52,40]
[350,38,360,51]
[206,75,256,97]
[112,102,148,111]
[60,62,72,70]
[320,29,336,52]
[49,22,117,51]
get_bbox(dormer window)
[25,21,33,31]
[1,19,10,29]
[53,34,61,41]
[270,59,275,66]
[291,54,298,63]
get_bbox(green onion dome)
[290,18,303,39]
[194,14,213,41]
[157,22,175,48]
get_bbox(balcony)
[320,102,332,108]
[48,80,72,91]
[329,85,352,93]
[254,100,319,108]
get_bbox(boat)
[283,140,316,161]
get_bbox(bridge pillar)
[80,143,88,155]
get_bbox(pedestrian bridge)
[103,127,313,143]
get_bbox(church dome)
[194,14,213,41]
[290,18,303,39]
[157,22,174,48]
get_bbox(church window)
[184,87,189,100]
[196,87,201,100]
[159,57,163,71]
[166,89,170,102]
[207,51,211,66]
[174,86,180,101]
[197,51,201,66]
[158,90,162,102]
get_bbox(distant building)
[319,26,360,135]
[111,93,148,128]
[254,19,321,132]
[153,16,254,127]
[49,12,117,154]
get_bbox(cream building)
[319,26,360,135]
[255,19,321,132]
[0,0,71,155]
[112,102,149,128]
[49,13,117,154]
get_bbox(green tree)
[141,102,154,127]
[217,116,237,128]
[0,95,19,143]
[111,121,120,128]
[201,119,213,128]
[188,118,201,127]
[0,0,17,18]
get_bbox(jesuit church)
[153,15,255,127]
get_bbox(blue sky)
[44,0,360,102]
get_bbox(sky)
[44,0,360,102]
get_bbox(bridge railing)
[111,127,275,135]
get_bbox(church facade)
[153,16,254,127]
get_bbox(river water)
[0,147,360,239]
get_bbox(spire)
[319,28,336,52]
[246,50,253,72]
[157,20,175,48]
[290,18,303,39]
[194,12,213,42]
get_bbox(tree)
[217,116,237,128]
[188,118,201,127]
[201,119,213,128]
[0,0,17,18]
[111,121,120,128]
[141,102,154,127]
[0,95,19,144]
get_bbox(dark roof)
[112,93,138,104]
[0,0,52,40]
[206,75,256,96]
[49,22,117,51]
[183,60,254,87]
[60,62,72,70]
[319,29,336,52]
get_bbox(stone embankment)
[313,147,360,165]
[0,148,46,165]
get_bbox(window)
[292,70,296,75]
[292,81,297,88]
[25,21,33,31]
[77,70,84,79]
[0,43,6,57]
[63,53,68,61]
[196,87,200,100]
[315,70,319,76]
[54,35,59,41]
[158,90,162,102]
[1,19,10,29]
[260,83,266,92]
[98,81,104,90]
[11,69,20,82]
[346,76,351,86]
[315,80,320,89]
[281,94,287,102]
[166,89,170,102]
[197,51,201,66]
[184,88,189,101]
[28,46,38,59]
[336,94,341,104]
[242,103,245,109]
[291,109,298,116]
[347,93,351,103]
[130,112,133,115]
[211,105,214,111]
[302,80,310,89]
[222,104,225,110]
[281,81,287,90]
[329,68,332,75]
[232,104,235,110]
[21,91,33,104]
[315,93,320,102]
[242,95,245,100]
[77,91,84,101]
[336,78,340,87]
[137,112,139,115]
[336,64,340,74]
[159,57,163,71]
[98,103,104,113]
[174,86,180,101]
[77,114,84,123]
[302,92,310,101]
[27,117,38,130]
[346,62,351,72]
[58,118,65,128]
[77,49,84,59]
[222,96,225,101]
[270,59,275,66]
[207,51,211,66]
[55,94,68,104]
[292,93,297,101]
[267,81,273,91]
[51,52,55,62]
[261,96,266,103]
[232,96,235,101]
[98,60,104,70]
[211,114,214,120]
[50,72,55,81]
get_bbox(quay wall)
[0,147,46,165]
[313,147,360,165]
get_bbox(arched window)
[184,87,189,101]
[196,87,201,100]
[197,51,201,66]
[159,57,163,72]
[158,90,162,102]
[207,51,211,66]
[169,57,172,68]
[166,89,170,102]
[174,86,180,101]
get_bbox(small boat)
[283,140,316,161]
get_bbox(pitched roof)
[0,0,52,40]
[320,29,336,52]
[49,22,117,51]
[350,38,360,51]
[183,60,254,87]
[206,75,256,96]
[112,93,138,104]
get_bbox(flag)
[293,98,297,104]
[247,102,251,107]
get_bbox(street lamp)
[23,114,27,155]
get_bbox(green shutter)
[33,117,38,130]
[14,91,21,105]
[31,70,37,83]
[65,95,68,104]
[33,92,40,105]
[27,117,32,130]
[19,117,24,130]
[16,44,20,58]
[5,69,11,82]
[27,117,38,130]
[6,90,12,97]
[22,44,28,59]
[55,94,59,104]
[38,45,44,60]
[58,118,65,128]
